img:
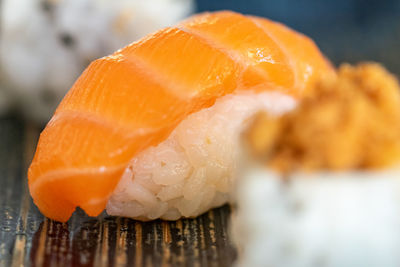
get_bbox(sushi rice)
[106,92,296,220]
[231,167,400,267]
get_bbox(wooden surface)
[0,116,237,267]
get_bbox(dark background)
[197,0,400,75]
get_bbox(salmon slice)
[251,17,334,94]
[179,12,295,92]
[28,11,334,222]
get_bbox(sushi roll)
[231,63,400,267]
[27,11,334,222]
[0,0,194,123]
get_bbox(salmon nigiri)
[28,11,335,222]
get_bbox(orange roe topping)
[245,63,400,171]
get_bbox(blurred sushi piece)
[0,0,194,123]
[231,63,400,267]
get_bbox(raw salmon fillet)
[28,11,334,222]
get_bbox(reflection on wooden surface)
[0,116,236,266]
